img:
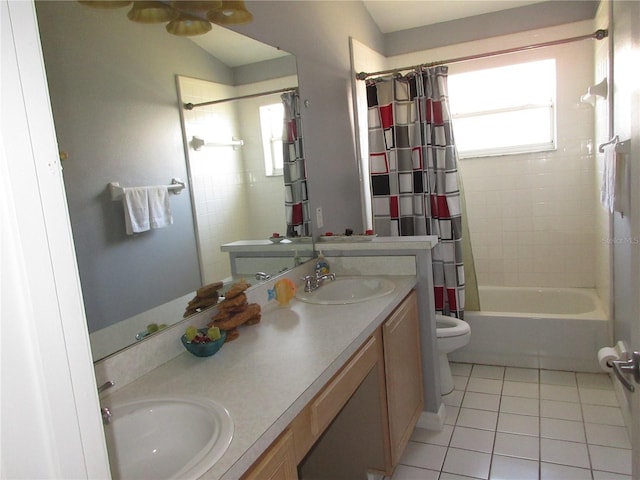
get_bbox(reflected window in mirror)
[259,103,285,177]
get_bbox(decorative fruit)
[207,326,221,341]
[272,232,280,238]
[185,326,198,342]
[147,323,159,334]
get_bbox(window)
[259,103,284,176]
[448,59,556,158]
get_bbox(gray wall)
[36,1,232,332]
[384,0,600,56]
[236,1,385,236]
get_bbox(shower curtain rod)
[356,29,608,80]
[183,86,298,110]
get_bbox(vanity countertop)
[102,275,417,480]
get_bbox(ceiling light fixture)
[127,1,179,23]
[78,0,253,36]
[166,13,213,36]
[207,1,253,25]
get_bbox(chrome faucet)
[101,406,112,425]
[98,380,114,394]
[255,272,272,281]
[302,272,336,292]
[98,380,114,425]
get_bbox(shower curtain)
[366,66,465,318]
[281,91,311,238]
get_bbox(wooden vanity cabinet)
[382,290,423,467]
[242,430,298,480]
[243,290,423,479]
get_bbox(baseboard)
[416,403,446,431]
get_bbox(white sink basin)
[104,396,233,480]
[296,276,395,305]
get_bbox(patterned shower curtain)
[281,91,311,237]
[366,66,465,318]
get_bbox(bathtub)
[448,286,610,372]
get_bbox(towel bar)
[598,135,619,153]
[108,177,186,201]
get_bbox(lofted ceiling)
[194,1,570,67]
[362,0,548,33]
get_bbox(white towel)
[614,150,630,216]
[147,185,173,229]
[601,144,629,216]
[123,187,150,235]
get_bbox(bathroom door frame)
[611,0,640,476]
[2,1,110,477]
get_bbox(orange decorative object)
[273,278,297,306]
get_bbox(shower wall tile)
[459,35,597,288]
[593,2,612,317]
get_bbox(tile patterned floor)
[388,363,632,480]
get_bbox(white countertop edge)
[317,235,438,251]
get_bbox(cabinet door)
[383,290,424,466]
[243,429,298,480]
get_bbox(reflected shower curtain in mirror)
[281,91,311,237]
[366,66,465,318]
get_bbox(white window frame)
[259,103,284,176]
[449,59,557,159]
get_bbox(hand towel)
[601,144,630,216]
[122,187,149,235]
[614,150,630,216]
[147,185,173,229]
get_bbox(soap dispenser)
[315,251,330,276]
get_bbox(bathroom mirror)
[35,1,313,361]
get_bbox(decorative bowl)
[181,328,227,357]
[269,236,285,243]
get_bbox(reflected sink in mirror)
[104,396,233,480]
[295,277,396,305]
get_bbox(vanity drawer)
[290,333,379,462]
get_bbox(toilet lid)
[436,314,470,338]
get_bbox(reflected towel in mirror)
[123,186,173,235]
[123,187,149,234]
[148,185,173,229]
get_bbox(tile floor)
[388,363,632,480]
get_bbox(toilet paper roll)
[598,346,620,371]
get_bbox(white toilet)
[436,314,471,395]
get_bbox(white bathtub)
[449,286,610,372]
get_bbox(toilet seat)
[436,314,470,338]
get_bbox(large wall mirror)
[35,1,313,361]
